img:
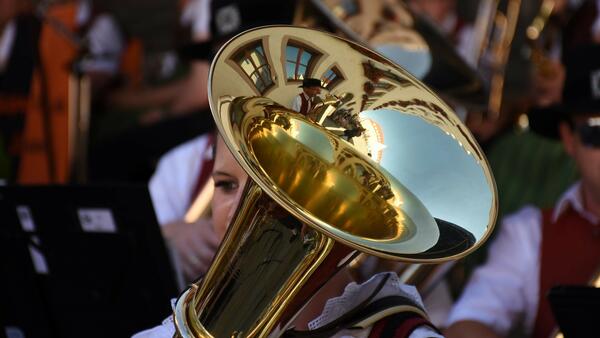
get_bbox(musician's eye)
[214,178,239,194]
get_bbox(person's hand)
[138,108,167,125]
[162,218,221,280]
[345,0,383,40]
[346,15,376,40]
[531,58,565,108]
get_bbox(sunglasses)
[574,124,600,148]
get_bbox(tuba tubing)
[174,25,497,337]
[175,174,365,337]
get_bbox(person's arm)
[168,61,210,115]
[161,217,220,279]
[148,135,217,279]
[444,206,542,337]
[109,61,210,124]
[108,79,188,110]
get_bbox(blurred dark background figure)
[14,0,126,184]
[0,0,39,183]
[88,0,296,183]
[482,0,598,224]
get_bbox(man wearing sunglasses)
[445,44,600,338]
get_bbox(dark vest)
[298,93,310,116]
[532,207,600,338]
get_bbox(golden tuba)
[173,26,497,337]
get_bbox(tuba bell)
[173,25,497,337]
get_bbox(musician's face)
[560,114,600,211]
[211,136,248,240]
[304,86,321,97]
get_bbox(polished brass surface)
[174,26,497,337]
[294,0,487,109]
[487,0,522,119]
[221,96,439,256]
[68,73,91,182]
[212,26,497,258]
[526,0,555,41]
[468,0,524,119]
[176,184,335,337]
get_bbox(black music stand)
[548,285,600,338]
[0,185,178,338]
[0,203,53,338]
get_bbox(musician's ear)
[559,121,575,157]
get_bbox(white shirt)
[132,272,443,338]
[181,0,212,41]
[149,134,212,226]
[292,92,311,113]
[446,182,598,336]
[77,0,124,75]
[0,20,16,73]
[593,1,600,39]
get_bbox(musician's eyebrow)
[212,171,235,178]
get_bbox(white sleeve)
[82,14,124,74]
[181,0,212,41]
[291,95,301,112]
[149,135,210,226]
[445,206,542,336]
[455,24,476,67]
[593,0,600,38]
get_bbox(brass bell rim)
[208,25,498,264]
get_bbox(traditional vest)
[280,270,438,338]
[532,207,600,338]
[298,93,311,116]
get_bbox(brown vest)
[298,93,310,116]
[532,207,600,338]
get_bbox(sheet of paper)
[78,208,118,233]
[28,236,49,275]
[16,205,36,232]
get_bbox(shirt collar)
[307,272,423,330]
[553,181,599,225]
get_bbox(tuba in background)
[293,0,488,112]
[173,26,497,337]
